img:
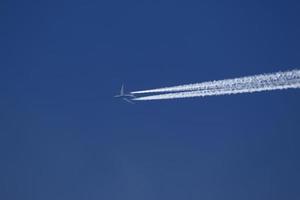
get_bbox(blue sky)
[1,0,300,199]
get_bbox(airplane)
[114,84,135,104]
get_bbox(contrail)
[133,69,300,101]
[132,70,300,94]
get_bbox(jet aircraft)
[114,84,135,104]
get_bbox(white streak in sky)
[132,70,300,94]
[133,70,300,101]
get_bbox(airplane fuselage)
[114,94,135,98]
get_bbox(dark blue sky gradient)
[1,0,300,199]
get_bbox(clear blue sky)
[1,0,300,199]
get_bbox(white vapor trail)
[132,70,300,94]
[133,69,300,101]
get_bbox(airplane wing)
[124,98,134,104]
[120,84,124,95]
